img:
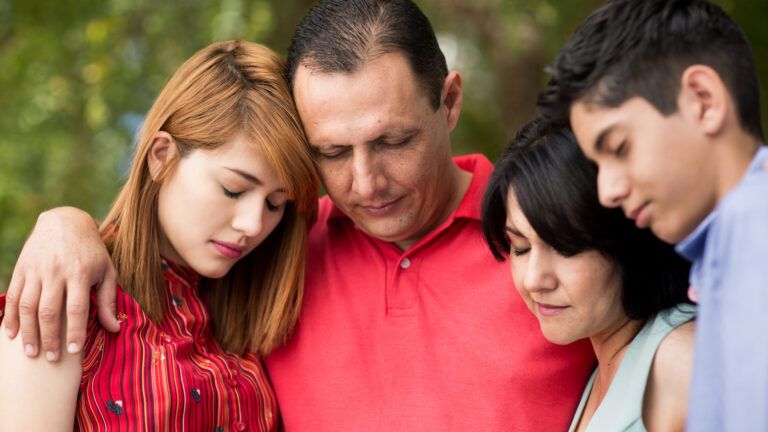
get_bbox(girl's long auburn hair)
[100,40,319,356]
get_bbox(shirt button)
[400,258,411,269]
[228,379,238,388]
[235,421,246,431]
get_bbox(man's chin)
[353,220,411,244]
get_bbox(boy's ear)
[678,65,729,136]
[147,131,178,181]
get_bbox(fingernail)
[0,310,4,318]
[46,351,58,361]
[24,344,36,356]
[4,327,12,338]
[67,343,80,354]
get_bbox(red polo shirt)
[265,154,596,431]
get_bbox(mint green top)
[568,304,696,432]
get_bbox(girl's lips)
[211,240,244,259]
[536,302,569,317]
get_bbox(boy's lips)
[627,202,651,229]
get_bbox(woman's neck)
[590,317,645,372]
[576,317,646,431]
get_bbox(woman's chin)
[540,328,581,346]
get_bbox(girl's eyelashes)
[222,187,243,199]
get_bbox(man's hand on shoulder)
[4,207,120,362]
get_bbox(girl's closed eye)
[222,186,244,199]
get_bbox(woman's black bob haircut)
[481,119,691,320]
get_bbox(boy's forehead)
[569,100,619,155]
[570,96,659,154]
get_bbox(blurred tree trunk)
[430,0,545,136]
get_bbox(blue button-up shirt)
[678,145,768,431]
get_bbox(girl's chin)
[194,262,235,279]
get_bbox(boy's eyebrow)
[594,127,613,153]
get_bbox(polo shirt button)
[400,258,411,269]
[235,421,246,431]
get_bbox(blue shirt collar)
[676,145,768,262]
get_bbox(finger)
[3,269,24,339]
[18,278,42,358]
[94,265,120,334]
[64,280,92,354]
[38,278,65,361]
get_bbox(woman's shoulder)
[642,314,695,431]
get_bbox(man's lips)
[358,197,403,214]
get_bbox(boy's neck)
[713,128,762,203]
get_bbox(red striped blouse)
[1,259,279,431]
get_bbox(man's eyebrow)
[368,128,419,145]
[311,143,350,152]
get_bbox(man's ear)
[147,131,178,181]
[440,71,463,133]
[678,65,729,137]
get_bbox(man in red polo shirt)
[3,1,595,430]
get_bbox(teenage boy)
[538,0,768,430]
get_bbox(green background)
[1,0,766,290]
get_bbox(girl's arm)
[0,313,82,431]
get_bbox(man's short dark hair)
[286,0,448,110]
[538,0,763,140]
[482,119,692,320]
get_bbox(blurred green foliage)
[1,0,766,290]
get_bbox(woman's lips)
[536,302,569,316]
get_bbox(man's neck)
[395,163,473,251]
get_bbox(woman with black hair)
[482,119,695,431]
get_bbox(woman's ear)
[147,131,177,181]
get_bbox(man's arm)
[4,207,119,361]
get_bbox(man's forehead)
[293,56,432,148]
